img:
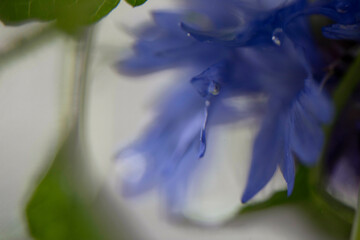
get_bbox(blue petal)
[117,37,197,75]
[298,78,333,123]
[119,84,204,197]
[181,19,279,47]
[190,61,230,157]
[280,152,295,196]
[191,61,227,97]
[289,79,333,166]
[322,23,360,41]
[116,10,227,75]
[290,99,325,166]
[181,22,251,47]
[279,122,295,196]
[181,0,309,48]
[163,141,199,211]
[152,11,183,33]
[199,101,210,158]
[241,101,286,203]
[302,0,359,24]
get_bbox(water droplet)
[208,81,220,96]
[187,33,192,37]
[272,28,284,46]
[336,2,350,13]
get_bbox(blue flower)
[115,3,242,211]
[179,0,333,202]
[117,76,256,211]
[116,0,335,211]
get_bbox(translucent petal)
[290,100,324,166]
[241,102,286,203]
[322,23,360,41]
[298,79,333,123]
[279,123,295,196]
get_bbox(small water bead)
[208,81,221,96]
[336,2,350,14]
[205,100,211,107]
[272,28,284,46]
[187,33,192,37]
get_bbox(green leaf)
[25,132,107,240]
[0,0,120,31]
[239,165,352,238]
[125,0,147,7]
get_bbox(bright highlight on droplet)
[208,81,220,96]
[272,28,283,46]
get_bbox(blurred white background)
[0,1,342,239]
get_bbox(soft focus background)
[0,1,344,239]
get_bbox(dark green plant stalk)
[25,27,102,240]
[311,51,360,239]
[25,25,139,240]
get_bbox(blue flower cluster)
[116,0,359,211]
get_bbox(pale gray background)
[0,1,341,239]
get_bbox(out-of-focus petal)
[322,24,360,41]
[241,100,286,203]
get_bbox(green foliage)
[239,165,353,238]
[25,133,107,240]
[0,0,120,31]
[125,0,147,7]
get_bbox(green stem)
[313,50,360,184]
[54,27,96,195]
[332,50,360,117]
[351,189,360,240]
[68,27,95,144]
[308,51,360,219]
[315,52,360,239]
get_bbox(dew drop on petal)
[272,28,284,46]
[205,100,211,107]
[208,81,221,96]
